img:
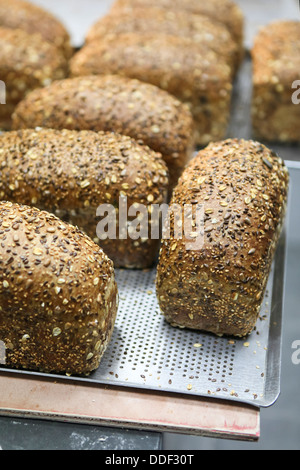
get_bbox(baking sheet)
[0,226,286,409]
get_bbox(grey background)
[0,417,162,451]
[0,0,299,450]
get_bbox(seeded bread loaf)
[86,8,239,73]
[0,201,118,375]
[70,35,232,147]
[0,27,68,130]
[0,0,73,59]
[12,75,193,189]
[156,139,289,337]
[0,128,169,269]
[252,20,300,143]
[110,0,244,59]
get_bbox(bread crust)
[0,201,118,375]
[86,7,239,72]
[0,27,68,130]
[252,21,300,143]
[0,0,72,59]
[0,128,169,269]
[111,0,244,53]
[156,139,289,337]
[12,75,193,188]
[69,35,232,146]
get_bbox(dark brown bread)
[0,27,68,130]
[252,20,300,143]
[86,8,239,73]
[0,201,118,375]
[0,0,73,59]
[156,139,289,337]
[0,128,169,269]
[12,75,193,189]
[111,0,244,56]
[70,35,232,146]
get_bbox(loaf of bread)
[70,35,232,147]
[251,20,300,143]
[0,27,68,130]
[0,128,169,269]
[12,75,193,189]
[110,0,244,58]
[156,139,289,337]
[86,8,239,73]
[0,201,118,375]
[0,0,73,59]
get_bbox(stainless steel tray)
[0,227,287,409]
[94,229,287,409]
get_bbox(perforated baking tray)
[93,230,286,409]
[0,50,290,409]
[0,227,287,409]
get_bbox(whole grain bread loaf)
[69,35,232,146]
[12,75,194,189]
[0,27,68,130]
[156,139,289,337]
[0,0,72,59]
[110,0,244,56]
[86,8,239,73]
[0,201,118,375]
[0,128,169,269]
[252,20,300,143]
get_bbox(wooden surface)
[0,372,260,440]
